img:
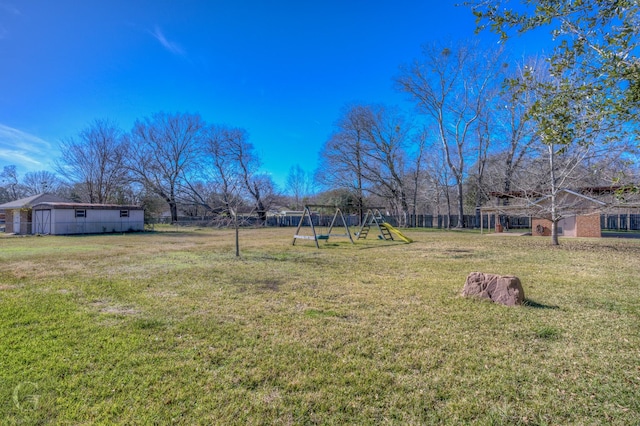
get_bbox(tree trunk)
[456,180,465,228]
[446,187,452,230]
[233,209,240,257]
[169,201,178,224]
[549,144,560,246]
[551,220,559,246]
[256,199,266,224]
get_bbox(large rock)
[462,272,525,306]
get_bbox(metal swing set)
[291,205,354,248]
[292,206,413,248]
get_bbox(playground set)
[292,205,412,248]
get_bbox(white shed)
[31,202,144,235]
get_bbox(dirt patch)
[90,300,139,316]
[0,285,18,291]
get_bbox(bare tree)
[316,104,371,220]
[1,165,22,201]
[526,142,600,244]
[56,119,129,204]
[397,40,504,227]
[286,164,312,210]
[425,142,455,228]
[359,104,412,226]
[224,128,273,224]
[246,173,278,222]
[318,104,413,224]
[197,124,270,257]
[21,170,63,196]
[495,58,543,200]
[196,125,239,217]
[407,129,428,223]
[470,110,492,226]
[127,112,205,223]
[195,125,275,222]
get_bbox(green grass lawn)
[1,228,639,424]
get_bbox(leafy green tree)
[468,0,640,136]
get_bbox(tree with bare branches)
[287,164,313,210]
[359,104,412,225]
[224,128,274,224]
[21,170,63,196]
[316,105,371,220]
[397,40,505,227]
[318,104,413,224]
[1,165,22,201]
[127,112,204,223]
[56,119,129,204]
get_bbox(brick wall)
[533,214,601,238]
[576,213,601,238]
[4,210,14,233]
[532,218,552,236]
[4,209,32,234]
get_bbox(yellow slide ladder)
[380,222,413,243]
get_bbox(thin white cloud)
[150,26,185,56]
[0,2,20,40]
[0,124,54,172]
[0,3,21,15]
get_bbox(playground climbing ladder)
[357,209,412,243]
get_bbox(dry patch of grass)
[1,227,639,424]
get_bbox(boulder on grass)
[462,272,525,306]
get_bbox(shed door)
[13,210,20,234]
[34,209,52,234]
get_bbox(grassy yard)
[1,227,639,425]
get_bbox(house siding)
[33,205,144,235]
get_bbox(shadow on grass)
[61,230,213,238]
[523,298,560,310]
[355,242,410,250]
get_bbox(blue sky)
[0,1,546,189]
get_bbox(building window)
[120,210,129,218]
[75,209,86,218]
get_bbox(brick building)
[529,190,605,238]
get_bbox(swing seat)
[317,235,330,240]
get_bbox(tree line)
[316,40,637,232]
[2,113,289,225]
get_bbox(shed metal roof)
[32,202,143,210]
